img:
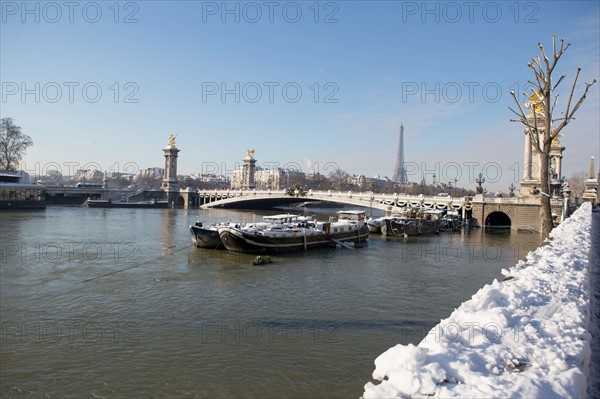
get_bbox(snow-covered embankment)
[363,202,593,398]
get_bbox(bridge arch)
[485,211,512,228]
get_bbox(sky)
[1,0,599,192]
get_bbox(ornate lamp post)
[448,178,457,197]
[561,182,571,221]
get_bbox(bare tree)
[0,118,33,172]
[137,174,162,189]
[328,168,350,191]
[567,171,586,199]
[509,35,597,236]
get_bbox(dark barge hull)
[190,225,223,249]
[84,200,169,208]
[381,218,438,236]
[219,226,369,254]
[0,200,46,210]
[367,222,382,234]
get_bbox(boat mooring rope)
[83,244,194,282]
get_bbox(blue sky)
[1,0,598,191]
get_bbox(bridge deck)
[195,189,467,211]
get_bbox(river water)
[0,206,542,398]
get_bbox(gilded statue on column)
[524,90,544,115]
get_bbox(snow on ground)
[363,203,593,398]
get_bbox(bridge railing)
[195,188,471,210]
[194,188,466,201]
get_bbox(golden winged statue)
[246,148,255,158]
[168,134,176,146]
[524,90,544,114]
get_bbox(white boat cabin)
[336,210,366,224]
[262,214,300,224]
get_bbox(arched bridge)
[178,188,565,232]
[181,189,468,213]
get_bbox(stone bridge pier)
[178,187,200,208]
[471,195,564,232]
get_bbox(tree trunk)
[539,148,554,237]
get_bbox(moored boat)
[381,216,438,236]
[0,173,46,210]
[190,221,224,249]
[84,198,169,208]
[367,217,384,234]
[438,210,462,231]
[190,214,315,250]
[218,210,369,254]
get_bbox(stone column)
[518,113,545,198]
[583,156,599,204]
[242,149,256,190]
[523,132,532,180]
[549,138,565,197]
[162,135,180,204]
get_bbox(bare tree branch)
[555,79,598,137]
[539,42,550,73]
[552,75,565,91]
[529,64,544,89]
[508,35,596,236]
[550,94,560,116]
[563,68,581,120]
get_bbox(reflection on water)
[0,207,542,398]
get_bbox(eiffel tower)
[392,124,408,184]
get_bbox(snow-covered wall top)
[363,202,593,399]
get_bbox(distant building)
[255,168,305,190]
[350,174,392,191]
[106,172,134,180]
[189,173,230,184]
[38,169,63,185]
[75,169,103,181]
[135,167,164,181]
[231,166,305,190]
